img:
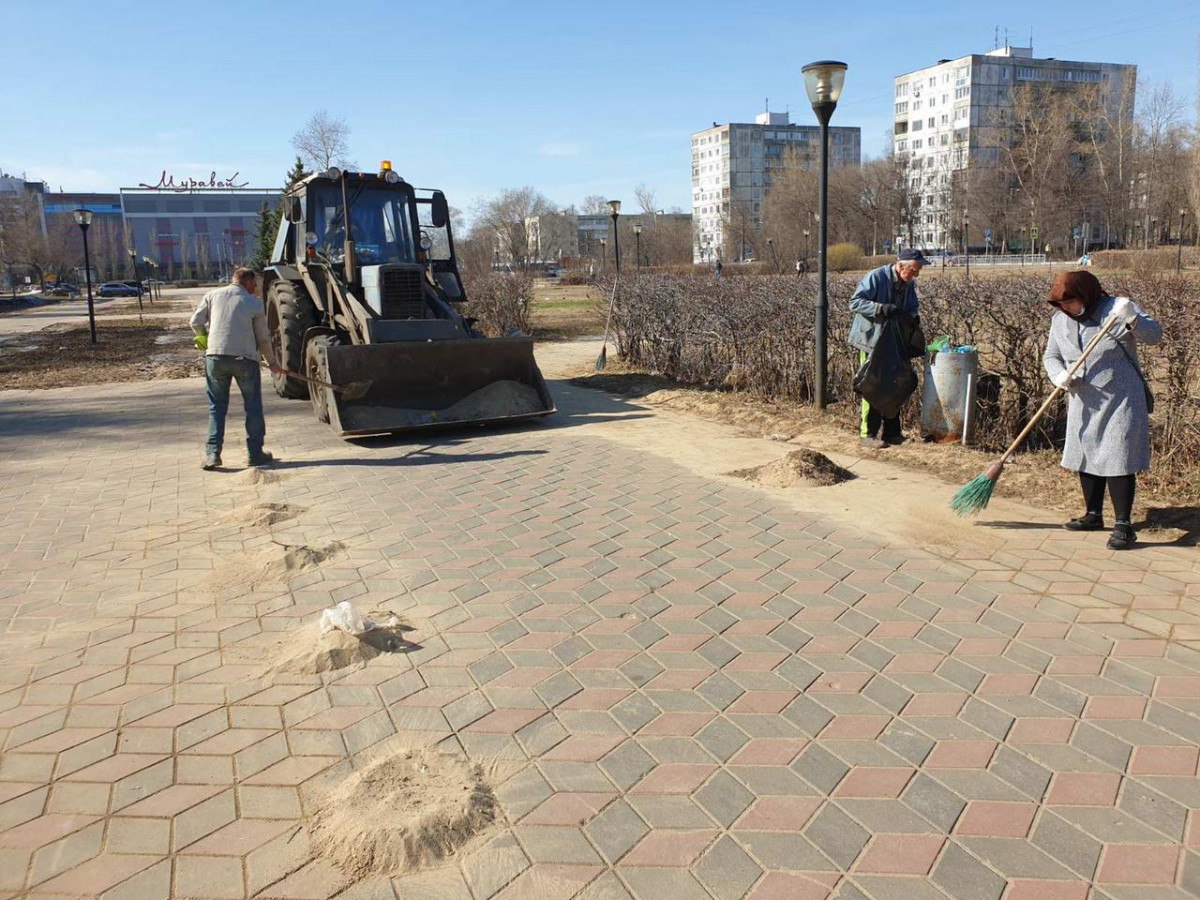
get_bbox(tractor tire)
[267,280,315,399]
[305,333,339,424]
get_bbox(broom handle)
[599,276,619,347]
[997,315,1118,465]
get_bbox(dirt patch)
[728,449,855,488]
[530,279,603,341]
[259,618,415,676]
[0,319,203,389]
[307,748,497,878]
[570,368,1091,518]
[224,502,304,529]
[208,540,346,591]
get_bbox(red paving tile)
[955,801,1038,837]
[1046,773,1122,807]
[1097,844,1180,884]
[856,834,945,875]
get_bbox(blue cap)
[898,248,928,264]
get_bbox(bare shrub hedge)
[607,271,1199,502]
[462,272,532,336]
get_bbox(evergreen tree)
[286,156,310,186]
[250,158,310,270]
[251,201,280,270]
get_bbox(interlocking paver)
[4,376,1200,898]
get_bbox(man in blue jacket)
[848,248,926,447]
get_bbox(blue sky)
[5,0,1198,224]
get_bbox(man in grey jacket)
[848,248,926,447]
[190,268,283,470]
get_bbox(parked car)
[97,282,140,298]
[46,283,80,297]
[141,279,165,288]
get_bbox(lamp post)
[127,248,145,314]
[1178,209,1187,274]
[1020,226,1027,265]
[633,223,643,270]
[608,200,622,274]
[803,228,810,270]
[73,209,97,344]
[1150,217,1158,249]
[600,238,607,272]
[963,212,970,281]
[802,59,847,410]
[767,237,781,274]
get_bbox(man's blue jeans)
[205,356,265,456]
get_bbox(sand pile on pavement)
[224,502,303,528]
[308,748,496,878]
[261,616,412,676]
[208,540,346,591]
[728,449,855,488]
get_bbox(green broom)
[952,315,1118,516]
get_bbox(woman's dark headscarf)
[1049,270,1105,320]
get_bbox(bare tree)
[291,110,353,172]
[472,187,555,269]
[579,195,609,215]
[633,184,658,215]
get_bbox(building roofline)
[895,52,1136,80]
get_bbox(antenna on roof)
[1030,26,1034,55]
[994,25,999,50]
[765,96,769,113]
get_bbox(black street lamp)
[963,212,970,281]
[600,238,607,272]
[767,237,781,274]
[608,200,622,274]
[803,228,810,271]
[128,247,145,314]
[73,209,97,344]
[802,59,847,410]
[1178,209,1187,274]
[633,224,643,269]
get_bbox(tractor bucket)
[318,337,556,438]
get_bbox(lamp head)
[802,61,848,109]
[633,224,642,235]
[607,199,621,217]
[73,208,93,227]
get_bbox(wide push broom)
[951,315,1118,516]
[595,275,620,371]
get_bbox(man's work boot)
[859,437,887,450]
[202,452,221,471]
[247,450,275,468]
[882,433,906,446]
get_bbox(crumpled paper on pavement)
[319,601,402,636]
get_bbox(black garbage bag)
[853,317,918,419]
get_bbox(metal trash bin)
[921,349,979,444]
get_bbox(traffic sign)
[984,228,991,241]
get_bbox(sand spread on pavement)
[259,616,412,676]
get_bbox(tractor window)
[311,185,416,266]
[416,201,452,261]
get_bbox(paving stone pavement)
[2,377,1200,899]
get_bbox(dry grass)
[0,319,202,390]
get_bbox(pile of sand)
[224,502,303,529]
[260,616,413,676]
[342,380,545,431]
[208,540,346,591]
[728,449,855,488]
[307,748,496,878]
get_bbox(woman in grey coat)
[1043,270,1163,550]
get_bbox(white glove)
[1050,370,1079,391]
[1109,297,1138,325]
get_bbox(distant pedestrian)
[715,259,723,278]
[1044,270,1162,550]
[848,248,927,447]
[189,268,283,471]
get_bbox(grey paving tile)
[694,835,762,900]
[805,803,870,868]
[693,770,755,827]
[930,842,1006,900]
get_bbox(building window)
[895,102,908,114]
[929,77,936,87]
[955,86,969,99]
[929,96,936,108]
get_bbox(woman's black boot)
[1107,522,1136,550]
[1065,512,1105,532]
